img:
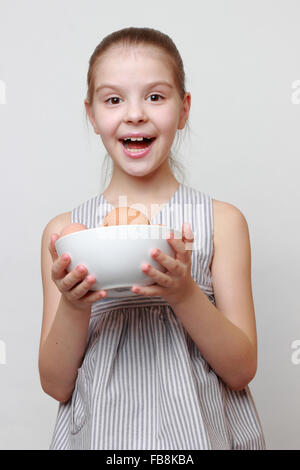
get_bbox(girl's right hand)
[48,233,107,311]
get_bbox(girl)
[39,27,266,450]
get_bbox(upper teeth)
[124,137,148,141]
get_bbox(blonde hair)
[85,27,190,187]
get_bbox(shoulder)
[212,198,249,246]
[212,198,246,221]
[45,210,72,230]
[41,211,72,242]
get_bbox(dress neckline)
[100,182,182,224]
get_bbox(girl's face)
[85,45,190,178]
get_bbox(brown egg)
[100,207,150,227]
[59,223,88,238]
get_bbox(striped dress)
[49,183,266,450]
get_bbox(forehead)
[94,45,173,82]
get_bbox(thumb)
[48,233,60,260]
[182,222,194,240]
[182,223,194,252]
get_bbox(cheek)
[94,113,119,139]
[156,107,179,135]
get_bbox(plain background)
[0,0,299,450]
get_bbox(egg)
[59,223,88,238]
[100,207,150,227]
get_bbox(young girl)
[39,27,266,450]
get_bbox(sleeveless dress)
[49,183,266,450]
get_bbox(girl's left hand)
[131,222,197,307]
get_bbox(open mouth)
[119,137,156,151]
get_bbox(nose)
[124,100,147,124]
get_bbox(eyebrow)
[95,80,173,94]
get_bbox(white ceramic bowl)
[55,224,182,297]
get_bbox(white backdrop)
[0,0,299,450]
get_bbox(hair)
[85,27,191,189]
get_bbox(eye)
[105,97,121,105]
[147,94,164,102]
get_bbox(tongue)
[126,139,151,149]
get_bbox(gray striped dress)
[49,183,266,450]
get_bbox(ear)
[178,92,191,130]
[84,99,100,135]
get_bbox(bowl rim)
[55,224,182,244]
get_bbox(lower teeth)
[123,142,152,153]
[126,147,147,153]
[122,138,154,153]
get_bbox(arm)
[38,213,98,403]
[172,202,258,391]
[39,296,92,403]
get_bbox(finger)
[65,271,106,301]
[131,283,163,297]
[182,222,194,252]
[59,264,89,291]
[81,289,107,303]
[150,249,182,275]
[142,263,173,287]
[52,253,72,281]
[65,272,96,296]
[167,233,187,262]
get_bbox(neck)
[103,159,180,206]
